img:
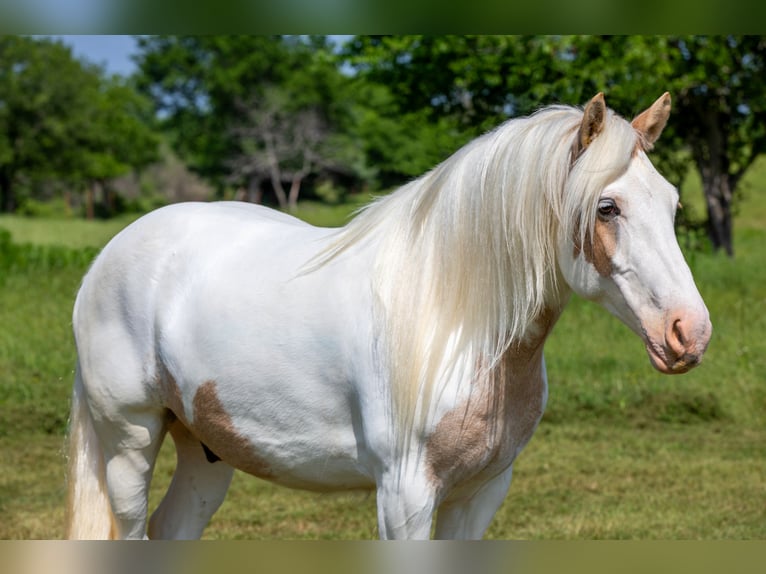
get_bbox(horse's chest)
[425,353,547,493]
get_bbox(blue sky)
[50,36,352,77]
[53,35,138,76]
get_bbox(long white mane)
[318,104,638,454]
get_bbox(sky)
[50,36,352,78]
[53,35,139,76]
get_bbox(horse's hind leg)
[148,420,234,539]
[94,407,168,539]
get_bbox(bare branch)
[225,88,335,207]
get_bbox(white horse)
[66,93,711,540]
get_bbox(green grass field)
[1,173,765,539]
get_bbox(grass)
[1,178,765,539]
[3,425,763,540]
[0,197,371,250]
[286,196,372,228]
[0,213,141,249]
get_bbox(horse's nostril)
[667,317,689,358]
[673,319,685,346]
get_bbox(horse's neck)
[503,304,563,368]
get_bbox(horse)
[65,92,712,540]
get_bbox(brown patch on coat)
[573,218,618,278]
[159,370,186,421]
[191,380,275,479]
[425,309,560,493]
[157,372,274,478]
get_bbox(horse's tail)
[65,362,116,539]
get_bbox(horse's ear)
[632,92,671,150]
[573,92,607,160]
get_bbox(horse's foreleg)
[433,465,514,539]
[148,421,234,539]
[375,469,437,539]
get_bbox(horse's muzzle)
[644,310,713,375]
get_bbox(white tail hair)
[65,364,116,539]
[316,104,638,458]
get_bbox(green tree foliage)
[667,36,766,256]
[73,78,160,218]
[133,34,766,250]
[135,35,292,181]
[344,35,558,131]
[544,36,766,256]
[135,35,367,203]
[325,78,465,190]
[0,36,159,216]
[344,35,766,255]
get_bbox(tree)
[541,35,766,256]
[342,36,533,187]
[136,35,370,205]
[227,88,334,210]
[135,36,294,184]
[344,35,766,255]
[666,36,766,256]
[340,79,467,189]
[0,36,159,216]
[0,37,91,212]
[71,78,160,218]
[343,35,555,131]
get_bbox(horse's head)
[558,93,712,374]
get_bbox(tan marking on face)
[192,380,275,479]
[426,309,559,493]
[573,217,618,277]
[585,218,617,277]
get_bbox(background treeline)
[2,35,765,255]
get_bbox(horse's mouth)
[644,340,699,375]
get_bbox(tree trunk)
[0,170,15,213]
[265,151,288,209]
[103,182,116,218]
[85,182,97,220]
[247,176,263,204]
[687,102,735,257]
[287,177,301,211]
[287,156,312,211]
[269,172,288,210]
[287,171,308,211]
[701,170,734,256]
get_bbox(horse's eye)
[597,198,620,219]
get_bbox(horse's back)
[92,201,320,263]
[74,201,344,384]
[75,202,322,347]
[78,201,327,305]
